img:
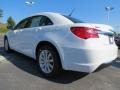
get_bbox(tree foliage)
[0,9,3,18]
[7,16,16,29]
[0,24,7,33]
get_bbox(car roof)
[31,12,60,16]
[28,12,74,25]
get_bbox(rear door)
[20,16,42,56]
[21,15,53,57]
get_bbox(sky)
[0,0,120,31]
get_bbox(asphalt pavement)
[0,35,120,90]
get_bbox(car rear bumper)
[62,45,118,73]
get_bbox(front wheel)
[37,45,62,77]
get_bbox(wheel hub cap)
[39,50,54,74]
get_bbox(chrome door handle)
[35,27,42,31]
[38,27,42,30]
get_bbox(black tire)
[37,45,62,77]
[4,38,11,52]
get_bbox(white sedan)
[4,12,118,77]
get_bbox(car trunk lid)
[70,23,115,45]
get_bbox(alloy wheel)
[39,50,54,74]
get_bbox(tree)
[0,24,7,33]
[0,9,3,18]
[0,9,3,23]
[7,16,16,29]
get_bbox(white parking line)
[0,55,9,63]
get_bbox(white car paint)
[5,12,118,73]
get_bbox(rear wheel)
[4,38,11,52]
[37,45,62,77]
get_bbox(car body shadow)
[0,47,88,84]
[94,57,120,72]
[112,57,120,68]
[94,64,111,72]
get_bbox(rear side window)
[15,15,54,29]
[63,15,84,23]
[39,16,53,26]
[30,16,42,27]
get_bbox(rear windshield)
[63,15,84,23]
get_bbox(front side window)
[14,18,31,30]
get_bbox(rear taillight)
[70,27,99,39]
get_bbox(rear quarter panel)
[33,25,70,67]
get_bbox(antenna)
[69,8,75,16]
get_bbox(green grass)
[0,24,8,33]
